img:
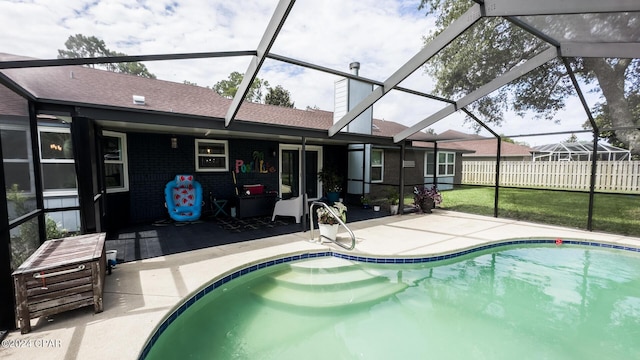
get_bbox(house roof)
[0,53,431,141]
[436,129,533,157]
[437,129,486,141]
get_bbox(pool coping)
[138,236,640,359]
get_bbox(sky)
[0,0,599,146]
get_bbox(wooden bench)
[12,233,106,334]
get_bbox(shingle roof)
[426,129,531,157]
[0,78,28,116]
[438,129,486,140]
[445,137,533,157]
[0,53,430,140]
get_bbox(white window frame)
[371,148,384,183]
[38,125,77,196]
[424,151,456,177]
[1,124,35,194]
[103,131,129,193]
[278,144,323,200]
[195,139,229,172]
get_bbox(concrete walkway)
[2,211,639,360]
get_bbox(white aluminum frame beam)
[393,47,558,143]
[484,0,640,16]
[327,3,483,137]
[225,0,295,127]
[561,42,640,59]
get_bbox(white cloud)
[0,0,597,144]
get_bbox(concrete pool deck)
[3,210,640,360]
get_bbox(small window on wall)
[425,152,435,176]
[103,131,129,192]
[39,126,77,194]
[424,151,455,176]
[371,148,384,183]
[1,126,33,193]
[195,139,228,172]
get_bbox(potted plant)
[387,188,400,215]
[316,202,347,241]
[413,185,442,213]
[360,195,371,209]
[318,167,343,203]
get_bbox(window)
[371,148,383,183]
[195,139,228,172]
[439,152,455,176]
[1,125,33,193]
[103,131,129,192]
[425,152,435,176]
[39,126,77,195]
[425,151,455,176]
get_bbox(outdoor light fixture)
[171,136,178,149]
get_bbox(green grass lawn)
[433,186,640,237]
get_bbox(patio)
[2,210,640,360]
[106,204,394,262]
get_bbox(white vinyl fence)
[462,160,640,193]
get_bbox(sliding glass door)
[279,145,321,200]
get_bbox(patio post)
[494,136,501,218]
[0,130,16,331]
[28,102,46,243]
[588,132,598,231]
[399,142,406,215]
[562,57,599,231]
[301,136,307,231]
[432,142,438,186]
[70,117,100,233]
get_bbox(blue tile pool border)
[138,239,640,359]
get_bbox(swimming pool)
[139,241,640,359]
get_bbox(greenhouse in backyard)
[532,141,632,161]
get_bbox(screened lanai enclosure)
[1,0,639,331]
[532,141,632,161]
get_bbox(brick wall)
[369,147,427,200]
[125,133,279,224]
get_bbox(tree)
[212,71,270,102]
[565,133,579,143]
[584,93,640,150]
[418,1,640,156]
[58,34,156,78]
[265,85,295,107]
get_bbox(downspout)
[562,58,599,231]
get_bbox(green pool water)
[144,246,640,359]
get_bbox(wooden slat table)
[12,233,106,334]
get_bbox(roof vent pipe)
[349,62,360,76]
